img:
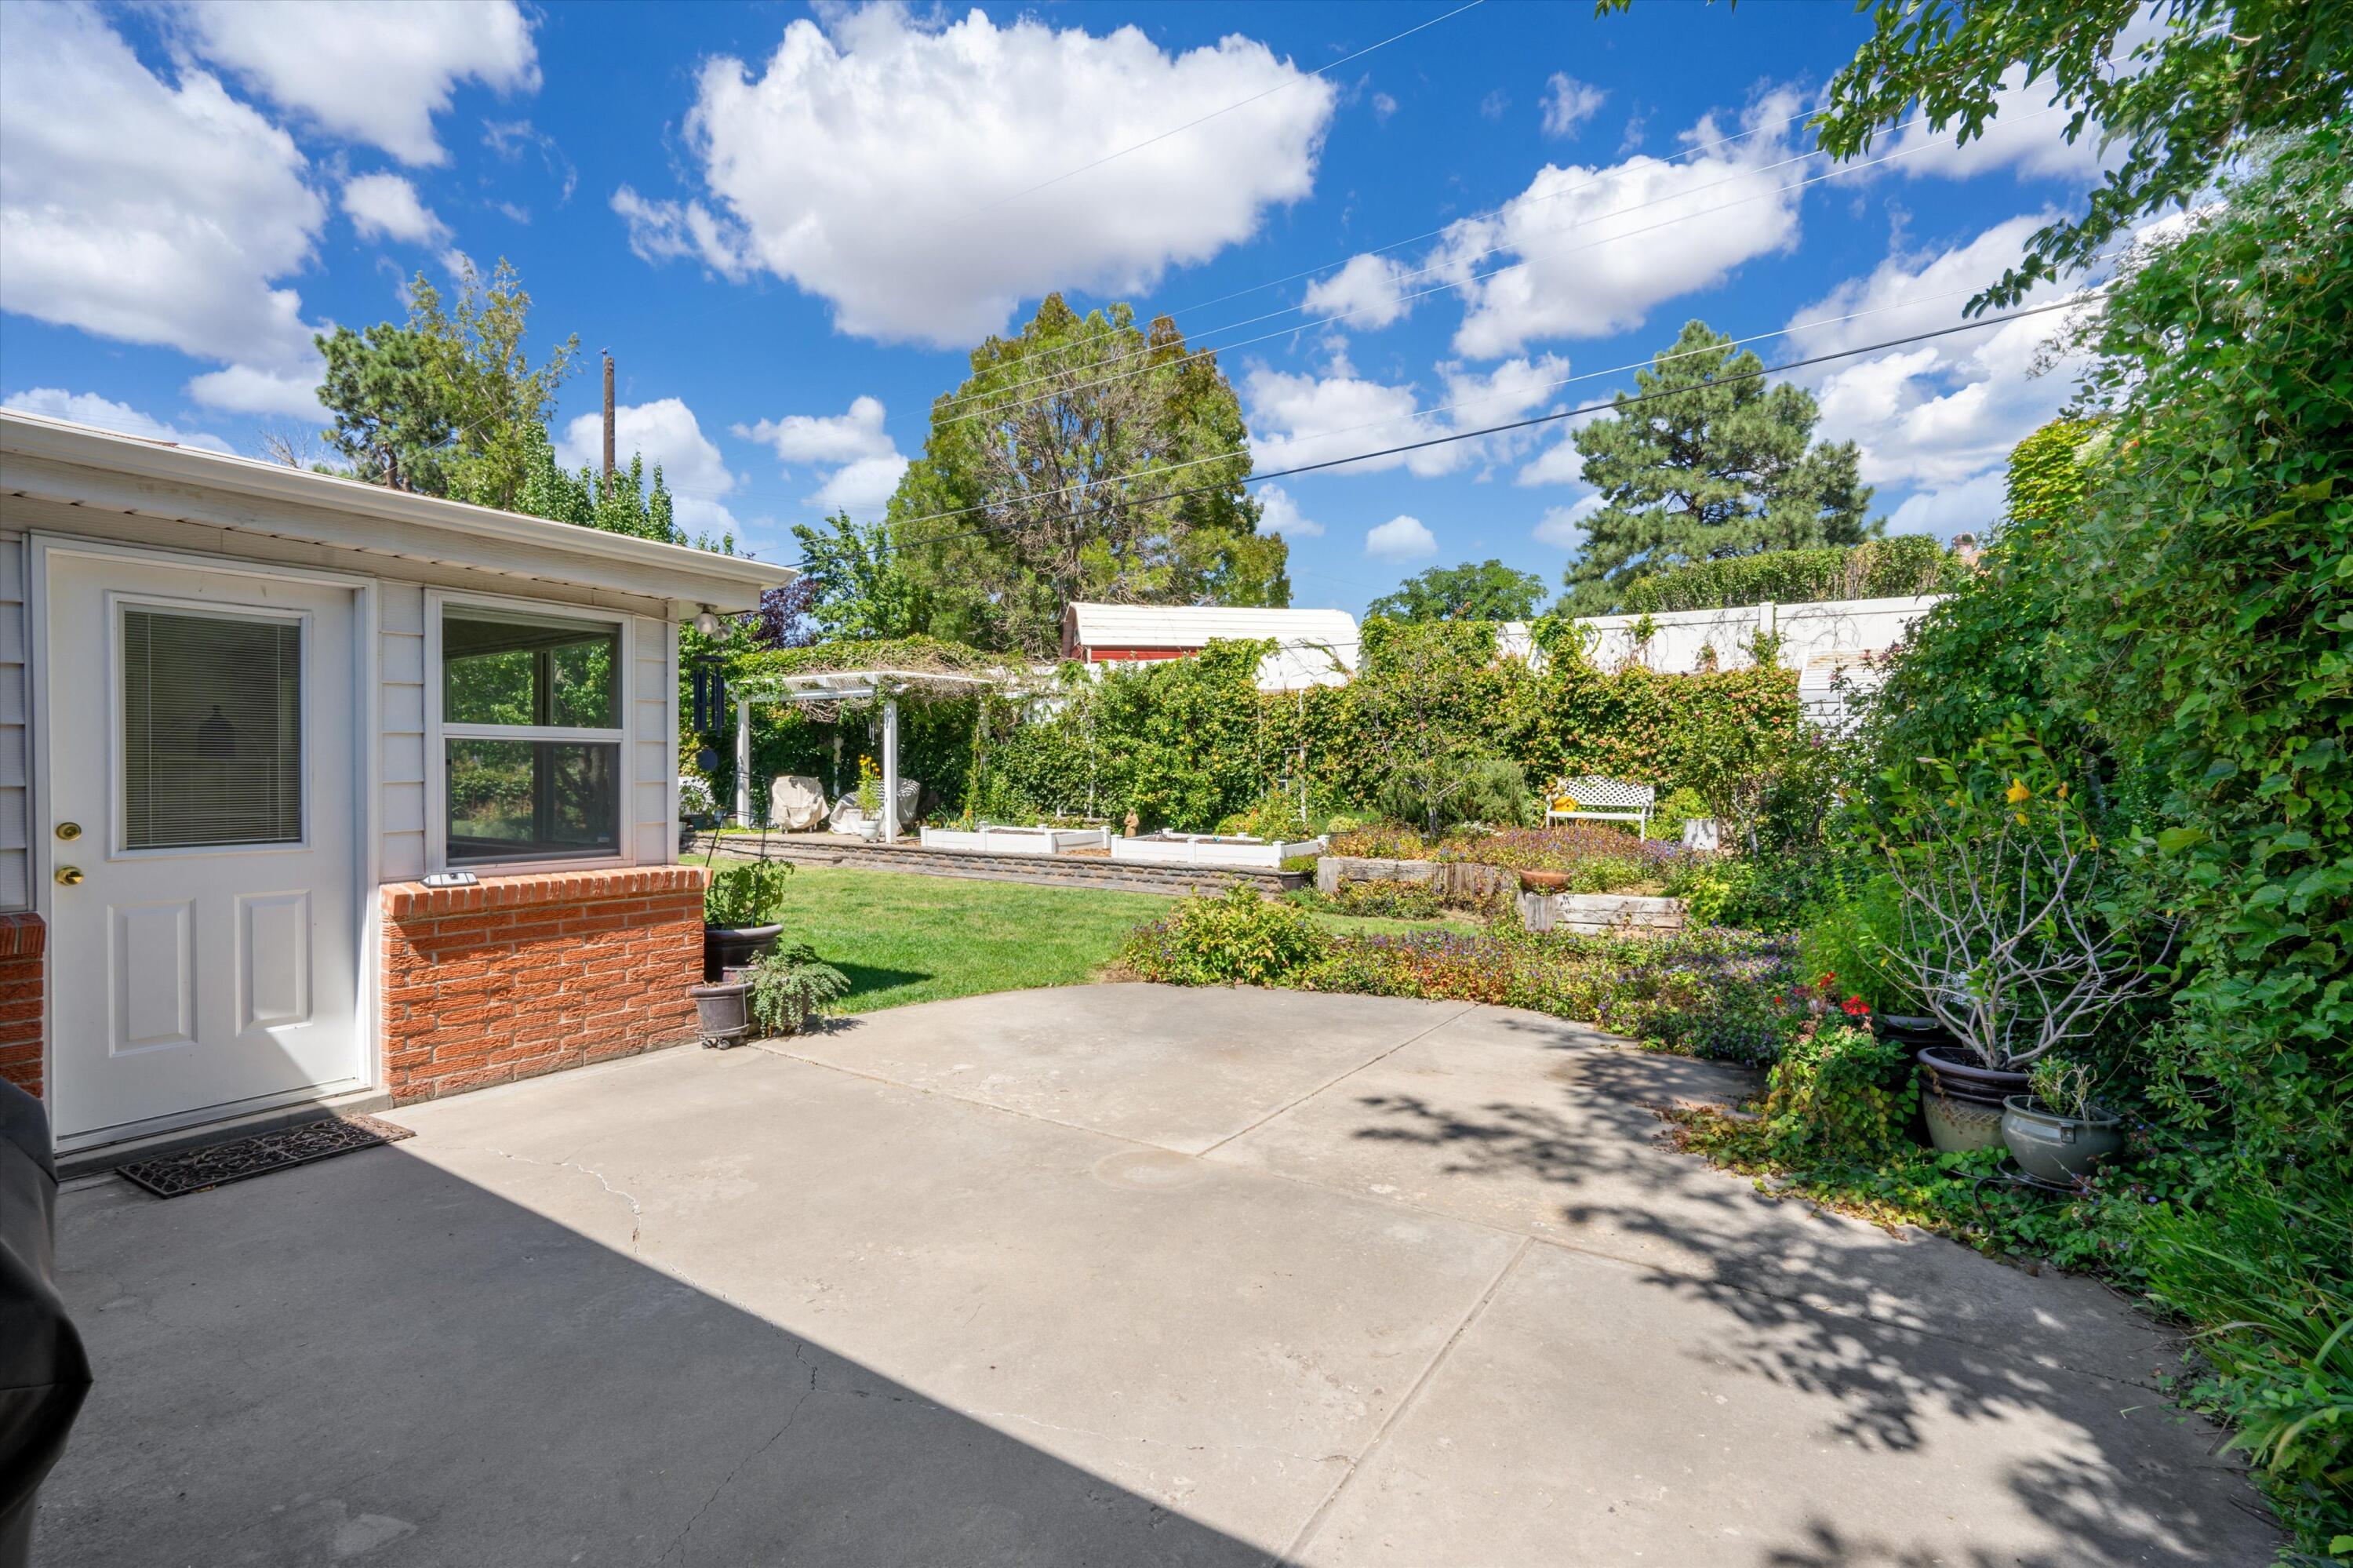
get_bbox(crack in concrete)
[656,1344,820,1566]
[478,1145,646,1251]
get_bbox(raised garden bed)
[918,824,1111,856]
[1111,831,1326,869]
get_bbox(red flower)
[1842,995,1870,1017]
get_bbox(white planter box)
[918,824,1111,856]
[1108,833,1325,869]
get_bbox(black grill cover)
[0,1081,90,1568]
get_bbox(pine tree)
[1560,319,1876,613]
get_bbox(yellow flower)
[2006,778,2031,805]
[2089,832,2099,849]
[2057,781,2070,800]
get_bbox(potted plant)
[689,977,751,1048]
[740,942,853,1036]
[703,860,791,981]
[2001,1057,2125,1184]
[1872,722,2169,1154]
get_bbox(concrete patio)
[39,984,2274,1566]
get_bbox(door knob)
[54,865,83,886]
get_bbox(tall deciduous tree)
[886,294,1289,655]
[788,511,928,640]
[1560,319,1875,613]
[1369,559,1550,622]
[314,257,576,508]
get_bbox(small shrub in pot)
[2000,1057,2125,1184]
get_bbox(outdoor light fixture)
[693,606,723,637]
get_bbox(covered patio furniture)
[767,774,828,831]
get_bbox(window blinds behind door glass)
[122,609,304,849]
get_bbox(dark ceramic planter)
[2000,1097,2126,1184]
[704,923,782,983]
[689,980,751,1049]
[1916,1044,2032,1154]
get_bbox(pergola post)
[879,697,900,842]
[734,697,752,826]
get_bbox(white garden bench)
[1544,775,1656,835]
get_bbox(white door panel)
[47,555,364,1141]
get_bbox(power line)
[787,292,2102,569]
[926,104,2070,434]
[930,99,1829,411]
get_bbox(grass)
[722,861,1479,1014]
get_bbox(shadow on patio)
[38,1144,1265,1568]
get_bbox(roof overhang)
[0,411,795,611]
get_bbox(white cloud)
[1246,350,1569,479]
[631,6,1336,345]
[1365,514,1438,562]
[185,360,324,418]
[1302,253,1414,329]
[170,0,539,167]
[1540,75,1606,140]
[1517,431,1587,487]
[734,395,910,518]
[1868,67,2105,184]
[1787,213,2099,492]
[2,387,235,453]
[1256,482,1322,537]
[1371,92,1399,123]
[342,173,449,246]
[1886,470,2006,541]
[1435,90,1812,356]
[557,398,740,534]
[0,2,325,369]
[1533,493,1603,548]
[1479,89,1511,122]
[737,395,896,467]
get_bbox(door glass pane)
[122,609,303,849]
[442,609,619,729]
[446,739,620,864]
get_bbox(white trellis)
[728,669,1002,842]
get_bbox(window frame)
[424,590,635,875]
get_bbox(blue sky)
[0,1,2114,616]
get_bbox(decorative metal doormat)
[116,1113,416,1198]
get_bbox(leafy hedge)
[1616,536,1962,614]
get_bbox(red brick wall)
[0,914,45,1100]
[380,867,708,1104]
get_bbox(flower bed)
[1328,821,1689,894]
[1122,886,1793,1064]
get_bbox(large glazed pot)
[1916,1045,2032,1154]
[2000,1097,2126,1184]
[704,922,782,983]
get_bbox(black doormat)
[116,1113,415,1198]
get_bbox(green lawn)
[726,863,1476,1014]
[753,865,1173,1013]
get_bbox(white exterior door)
[44,552,365,1144]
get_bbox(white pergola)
[729,668,1002,842]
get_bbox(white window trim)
[424,588,635,875]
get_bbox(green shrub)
[1122,885,1329,988]
[1617,535,1962,614]
[1325,879,1446,919]
[2139,1183,2353,1555]
[704,860,793,927]
[741,941,852,1035]
[1761,1012,1913,1163]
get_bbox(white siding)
[630,614,676,864]
[0,534,26,908]
[1499,595,1944,681]
[380,583,428,882]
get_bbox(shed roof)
[0,410,795,609]
[1064,602,1360,652]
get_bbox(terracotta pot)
[689,980,750,1049]
[704,923,782,983]
[1916,1045,2031,1154]
[2000,1097,2126,1184]
[1518,869,1572,893]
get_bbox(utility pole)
[601,350,616,480]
